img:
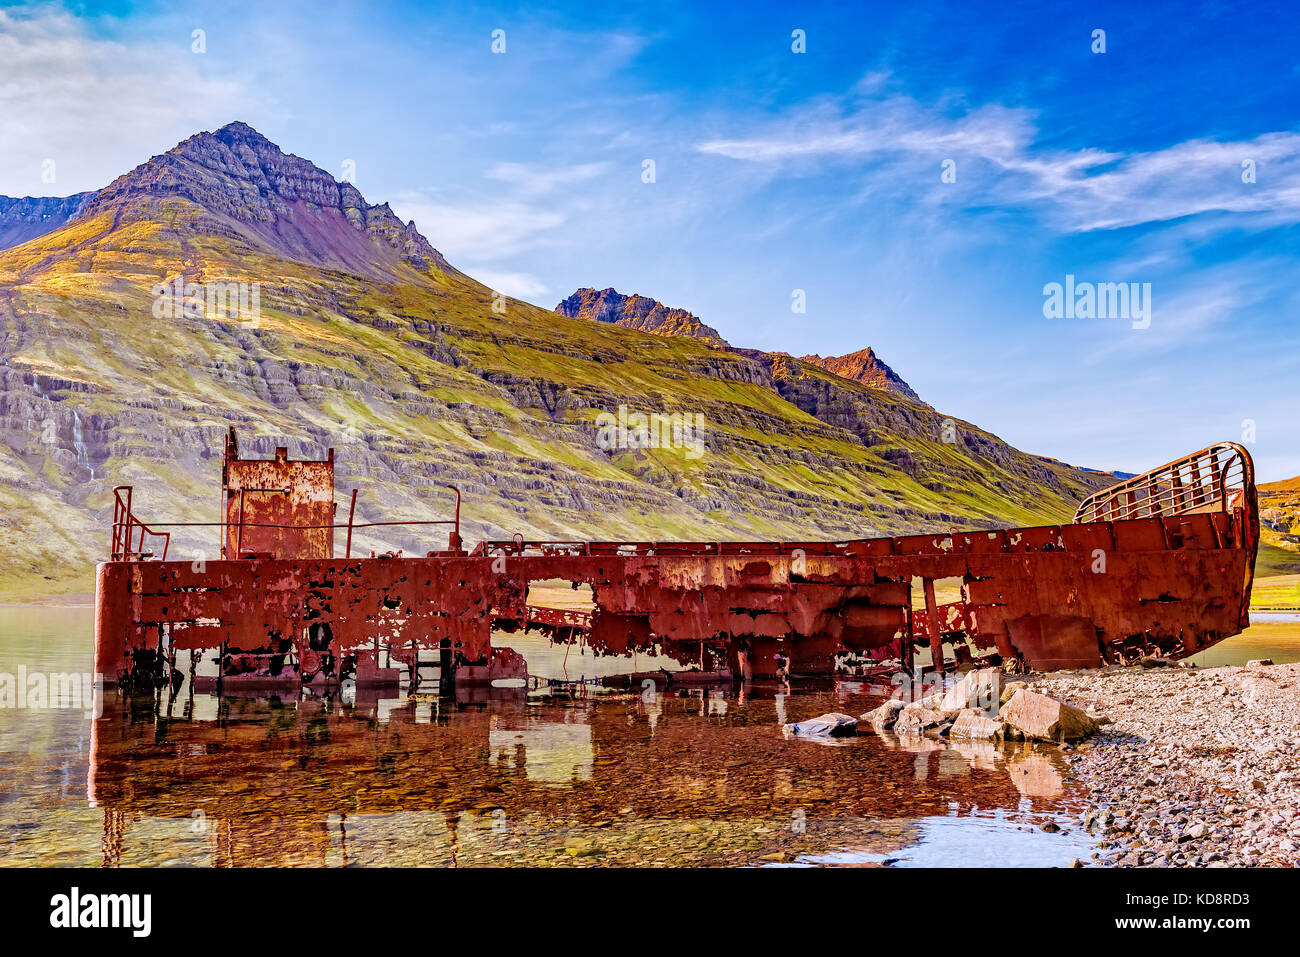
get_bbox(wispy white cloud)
[1078,260,1284,364]
[697,93,1300,235]
[390,160,620,298]
[390,194,566,261]
[0,7,279,196]
[697,97,1036,165]
[1035,134,1300,231]
[483,161,611,197]
[386,150,652,302]
[468,268,551,302]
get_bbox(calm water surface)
[3,605,1293,868]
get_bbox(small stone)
[563,839,600,858]
[1000,680,1028,704]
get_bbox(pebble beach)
[1035,661,1300,867]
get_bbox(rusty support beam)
[922,577,943,674]
[345,489,357,559]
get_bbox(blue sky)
[2,0,1298,479]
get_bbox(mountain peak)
[556,287,729,347]
[205,120,292,160]
[799,347,921,401]
[213,120,269,142]
[9,122,447,276]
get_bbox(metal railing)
[111,486,172,561]
[108,485,462,561]
[1073,442,1255,524]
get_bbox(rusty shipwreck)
[92,431,1260,690]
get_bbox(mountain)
[1258,475,1300,573]
[0,193,96,251]
[0,122,1104,598]
[798,348,921,402]
[556,287,729,347]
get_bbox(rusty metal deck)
[93,436,1259,688]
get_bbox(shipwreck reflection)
[87,681,1088,867]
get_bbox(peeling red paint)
[93,436,1259,687]
[222,427,335,560]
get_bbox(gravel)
[1032,661,1300,867]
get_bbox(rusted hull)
[92,439,1259,685]
[93,512,1253,685]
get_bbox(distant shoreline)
[0,593,94,608]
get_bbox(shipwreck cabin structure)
[94,431,1259,689]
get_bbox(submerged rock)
[782,712,858,738]
[949,708,1008,739]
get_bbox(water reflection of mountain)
[87,685,1079,867]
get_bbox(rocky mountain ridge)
[1260,476,1300,553]
[558,288,923,403]
[0,192,96,251]
[798,347,922,402]
[556,287,729,347]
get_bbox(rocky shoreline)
[1035,661,1300,867]
[792,659,1300,867]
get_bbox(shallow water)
[1188,611,1300,667]
[1,604,1293,868]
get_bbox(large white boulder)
[940,667,1002,713]
[999,689,1100,742]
